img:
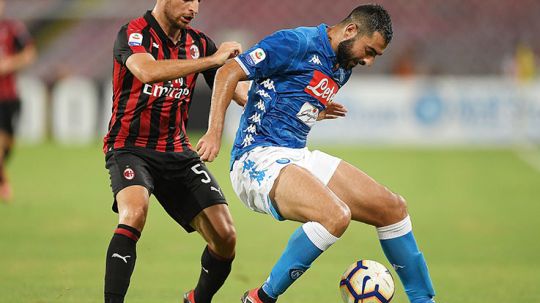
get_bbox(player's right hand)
[212,41,242,66]
[317,101,348,120]
[196,131,222,162]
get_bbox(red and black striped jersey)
[0,19,33,101]
[103,11,218,153]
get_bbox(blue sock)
[378,217,435,303]
[262,222,338,299]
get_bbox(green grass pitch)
[1,141,539,302]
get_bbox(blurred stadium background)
[1,0,540,302]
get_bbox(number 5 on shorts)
[191,163,211,183]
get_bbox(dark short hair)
[341,4,393,44]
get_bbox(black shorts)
[0,100,21,135]
[105,146,227,232]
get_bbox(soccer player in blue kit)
[197,4,436,303]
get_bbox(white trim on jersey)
[234,57,251,76]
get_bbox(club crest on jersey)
[190,44,200,59]
[304,70,338,105]
[246,48,266,66]
[123,168,135,180]
[276,158,291,164]
[296,102,319,127]
[128,33,143,46]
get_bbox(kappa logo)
[123,167,135,180]
[256,89,270,99]
[112,253,131,263]
[392,264,406,271]
[255,100,266,112]
[152,42,159,48]
[128,33,143,46]
[243,124,257,135]
[304,70,339,106]
[260,79,275,91]
[242,134,255,148]
[309,54,322,65]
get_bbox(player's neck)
[326,25,341,55]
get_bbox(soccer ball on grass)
[339,260,395,303]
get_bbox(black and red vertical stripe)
[104,11,217,153]
[0,20,33,101]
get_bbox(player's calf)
[205,223,237,259]
[190,207,237,303]
[377,214,435,303]
[104,224,141,303]
[191,246,234,303]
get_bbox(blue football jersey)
[231,24,352,165]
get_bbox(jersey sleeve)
[12,21,33,52]
[201,33,219,89]
[234,29,305,80]
[113,24,151,66]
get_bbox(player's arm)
[197,60,248,162]
[200,35,248,107]
[0,43,36,75]
[202,64,248,107]
[232,81,250,107]
[126,41,241,84]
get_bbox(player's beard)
[337,37,361,69]
[165,11,184,30]
[163,1,189,30]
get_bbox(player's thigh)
[190,204,236,257]
[270,164,350,228]
[105,150,154,229]
[153,159,227,233]
[327,160,407,227]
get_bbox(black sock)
[258,288,277,303]
[104,224,141,303]
[193,246,234,303]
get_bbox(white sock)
[376,215,412,240]
[302,221,339,251]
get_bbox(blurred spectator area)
[6,0,540,82]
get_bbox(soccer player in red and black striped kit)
[103,1,247,302]
[0,0,36,202]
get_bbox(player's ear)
[343,23,358,40]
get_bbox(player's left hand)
[196,131,221,162]
[317,101,348,120]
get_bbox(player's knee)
[119,204,148,230]
[379,193,408,226]
[393,194,408,219]
[211,224,237,257]
[325,202,351,237]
